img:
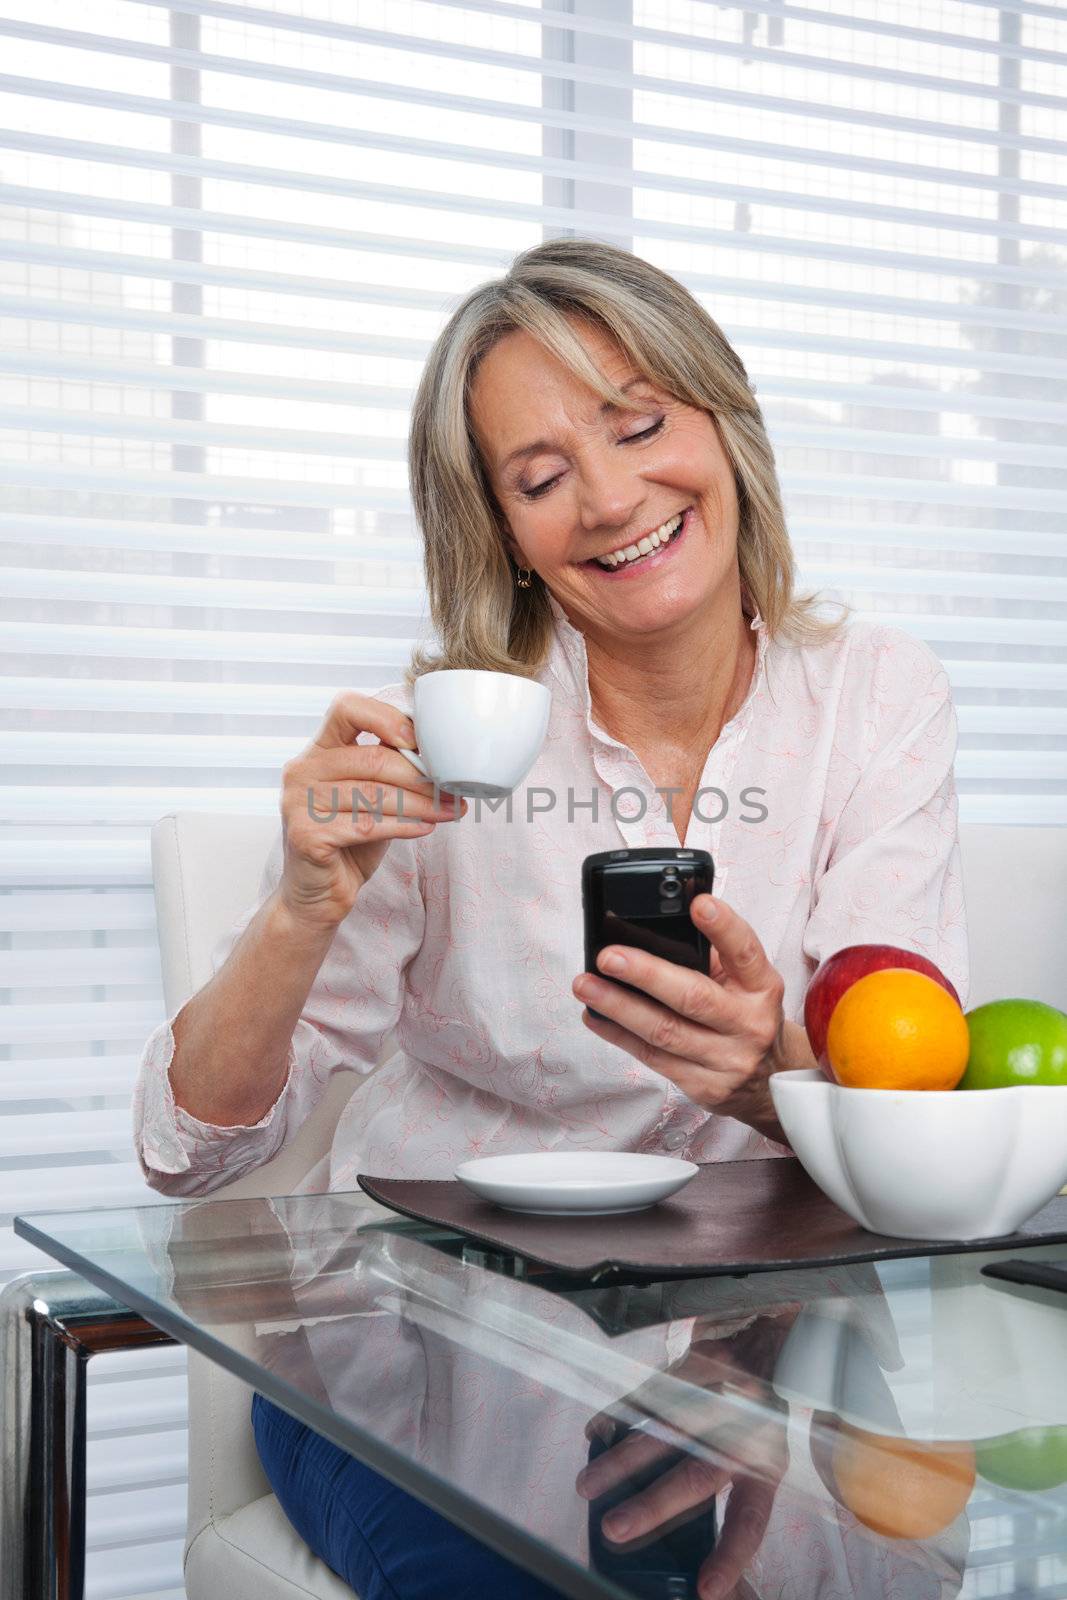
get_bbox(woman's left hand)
[577,1311,798,1600]
[572,895,787,1138]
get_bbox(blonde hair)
[406,237,847,682]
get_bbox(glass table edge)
[12,1209,633,1600]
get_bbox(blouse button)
[662,1128,687,1151]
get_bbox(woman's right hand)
[278,692,466,930]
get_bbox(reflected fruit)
[975,1427,1067,1490]
[830,1423,976,1540]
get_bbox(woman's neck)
[584,594,757,763]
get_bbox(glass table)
[9,1190,1067,1600]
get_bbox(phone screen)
[602,909,708,971]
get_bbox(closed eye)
[520,416,665,500]
[621,417,665,444]
[523,474,562,501]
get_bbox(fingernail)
[698,897,719,921]
[603,1512,632,1541]
[700,1577,727,1600]
[598,949,626,974]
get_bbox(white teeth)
[595,512,684,569]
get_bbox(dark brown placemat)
[357,1159,1067,1280]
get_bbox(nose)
[575,442,644,535]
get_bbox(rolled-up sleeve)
[133,801,426,1196]
[801,630,969,1010]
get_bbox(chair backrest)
[958,824,1065,1010]
[151,812,281,1016]
[149,812,1066,1185]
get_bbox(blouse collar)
[543,588,769,745]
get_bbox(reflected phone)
[586,1425,716,1599]
[582,848,714,1022]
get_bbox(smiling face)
[469,316,743,648]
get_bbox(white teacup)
[403,669,551,799]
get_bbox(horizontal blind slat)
[0,895,155,933]
[0,1058,142,1100]
[4,1108,144,1157]
[1,404,410,460]
[0,350,415,412]
[152,0,1067,68]
[7,400,1065,466]
[5,71,1065,205]
[0,570,426,615]
[1,790,281,825]
[0,677,342,716]
[1,1162,171,1211]
[5,732,296,766]
[31,4,1063,112]
[0,623,417,669]
[0,1000,164,1045]
[4,180,1062,292]
[6,352,1066,430]
[8,127,1066,250]
[4,249,1061,338]
[0,842,152,888]
[4,13,1063,161]
[2,948,162,987]
[87,1435,189,1497]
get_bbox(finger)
[598,1453,730,1547]
[296,811,445,854]
[691,897,778,997]
[314,691,416,754]
[577,1426,681,1501]
[306,742,446,800]
[581,1006,723,1105]
[583,942,733,1036]
[696,1475,779,1600]
[575,964,733,1063]
[302,777,465,825]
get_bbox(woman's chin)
[590,570,716,638]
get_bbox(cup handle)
[400,747,431,779]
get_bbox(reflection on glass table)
[14,1191,1067,1600]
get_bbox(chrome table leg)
[0,1271,175,1600]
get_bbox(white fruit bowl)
[769,1068,1067,1241]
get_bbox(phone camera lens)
[661,874,682,897]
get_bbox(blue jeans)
[251,1392,563,1600]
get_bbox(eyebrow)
[499,377,655,475]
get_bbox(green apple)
[975,1426,1067,1491]
[958,999,1067,1090]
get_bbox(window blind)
[1,1,1063,1595]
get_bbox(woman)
[134,238,968,1597]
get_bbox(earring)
[516,566,533,589]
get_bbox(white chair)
[151,812,1067,1600]
[152,813,366,1600]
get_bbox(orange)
[831,1422,976,1540]
[825,967,970,1091]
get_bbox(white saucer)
[454,1151,699,1215]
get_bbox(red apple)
[804,944,961,1071]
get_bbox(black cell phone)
[982,1258,1067,1295]
[586,1425,716,1599]
[582,848,715,1022]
